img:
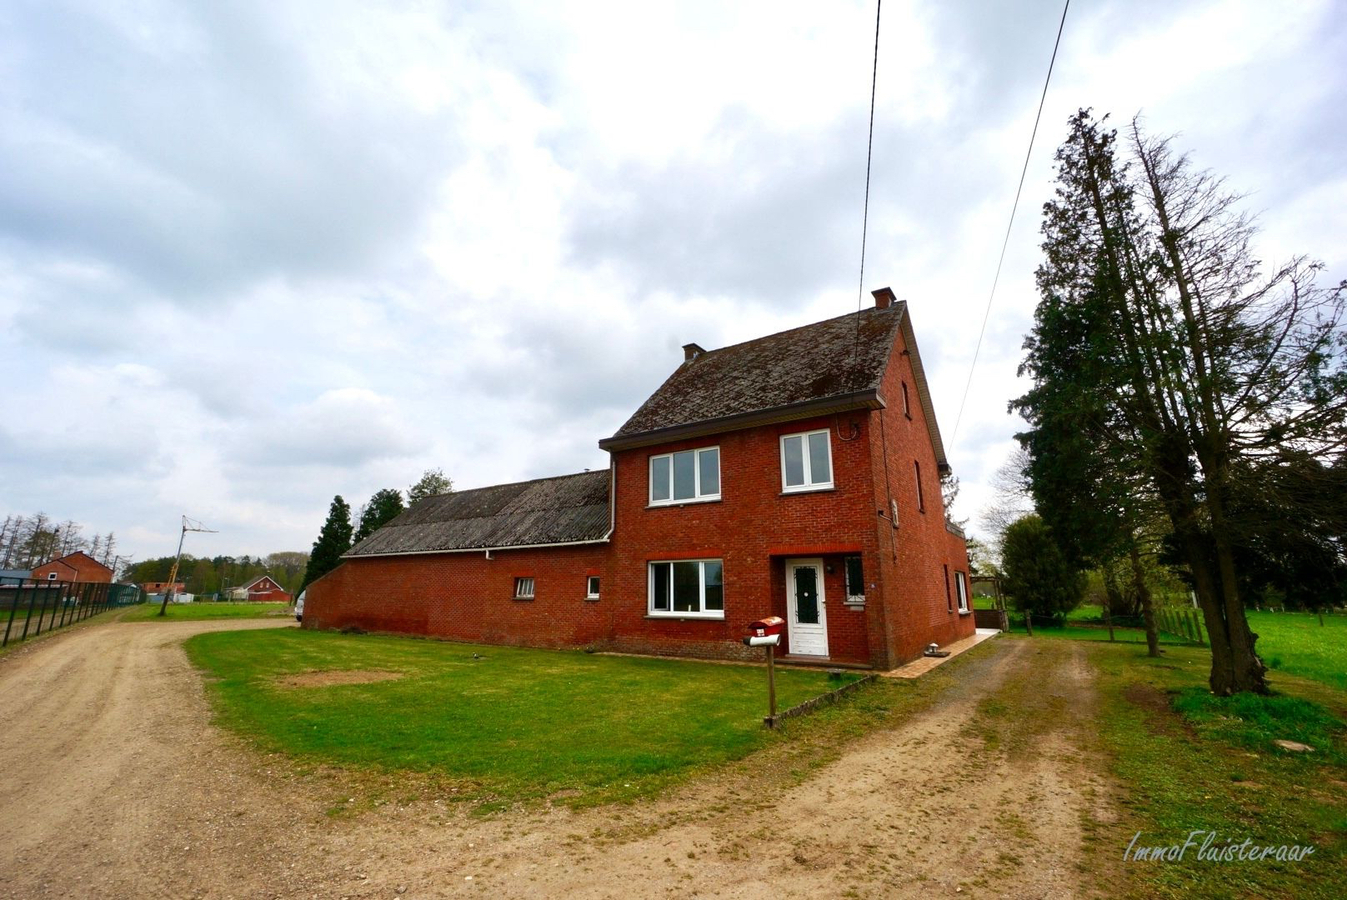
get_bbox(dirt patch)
[1123,681,1199,742]
[276,669,404,688]
[1123,681,1170,714]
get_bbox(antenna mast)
[156,516,218,616]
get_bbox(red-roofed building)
[32,551,114,584]
[238,575,292,604]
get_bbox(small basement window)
[844,556,865,604]
[586,575,600,599]
[514,577,535,599]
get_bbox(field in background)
[121,602,291,622]
[1247,610,1347,692]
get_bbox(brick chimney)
[872,287,897,309]
[683,342,706,361]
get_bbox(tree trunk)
[1102,561,1123,642]
[1129,544,1161,657]
[1025,611,1034,636]
[1207,490,1268,694]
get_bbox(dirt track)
[0,620,1120,899]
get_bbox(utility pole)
[157,516,218,616]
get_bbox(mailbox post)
[744,617,786,725]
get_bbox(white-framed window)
[586,575,600,599]
[47,572,57,581]
[844,555,865,604]
[514,577,535,599]
[955,571,969,613]
[780,429,833,492]
[902,380,911,418]
[649,446,721,505]
[914,460,925,512]
[648,559,724,618]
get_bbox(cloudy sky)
[2,0,1343,565]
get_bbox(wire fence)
[1,576,142,649]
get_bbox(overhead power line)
[949,0,1071,449]
[853,0,883,360]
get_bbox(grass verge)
[121,601,291,622]
[186,628,873,809]
[1084,639,1347,899]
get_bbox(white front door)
[785,558,828,657]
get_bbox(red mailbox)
[743,616,786,726]
[748,616,785,638]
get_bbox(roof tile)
[609,305,903,440]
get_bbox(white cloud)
[0,0,1342,560]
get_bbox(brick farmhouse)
[307,290,974,669]
[235,575,293,604]
[31,551,114,584]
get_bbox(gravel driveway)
[0,618,1119,898]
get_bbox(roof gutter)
[342,535,611,560]
[598,389,883,452]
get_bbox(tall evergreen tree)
[1000,515,1086,623]
[299,496,353,594]
[1014,110,1346,694]
[353,488,405,544]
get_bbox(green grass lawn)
[185,628,863,808]
[121,601,291,622]
[1247,611,1347,692]
[1018,622,1194,646]
[1081,637,1347,899]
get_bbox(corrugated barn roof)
[346,469,610,557]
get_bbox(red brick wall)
[604,416,878,664]
[31,553,113,584]
[306,544,611,649]
[864,317,976,666]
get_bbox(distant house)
[308,290,974,669]
[141,581,186,594]
[236,575,292,604]
[32,551,114,584]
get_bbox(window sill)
[644,613,725,621]
[780,485,835,496]
[647,497,722,509]
[585,596,600,603]
[958,610,971,616]
[513,596,535,602]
